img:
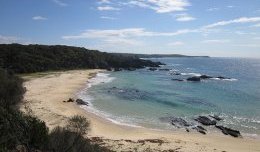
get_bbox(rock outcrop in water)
[215,125,241,137]
[200,75,213,79]
[187,76,201,82]
[171,79,184,82]
[195,116,217,126]
[158,68,171,71]
[171,118,191,128]
[148,67,157,71]
[170,72,181,75]
[209,115,222,121]
[193,125,207,135]
[179,75,234,82]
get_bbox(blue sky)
[0,0,260,57]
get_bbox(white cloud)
[201,39,230,43]
[127,0,190,13]
[52,0,67,7]
[32,16,47,20]
[97,6,120,11]
[175,13,196,22]
[62,28,198,40]
[0,35,18,44]
[168,41,184,46]
[98,0,111,4]
[100,16,117,20]
[206,7,219,11]
[203,17,260,28]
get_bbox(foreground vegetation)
[0,68,110,152]
[0,44,162,73]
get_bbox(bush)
[66,115,90,135]
[48,127,109,152]
[0,68,25,108]
[0,107,49,150]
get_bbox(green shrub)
[0,107,49,150]
[0,68,25,108]
[48,127,109,152]
[66,115,90,135]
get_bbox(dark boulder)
[114,68,123,72]
[216,76,231,80]
[148,67,157,71]
[76,99,89,106]
[187,76,201,82]
[172,79,184,82]
[195,116,216,126]
[106,67,113,71]
[170,72,181,75]
[209,115,222,121]
[215,125,241,137]
[171,118,191,128]
[126,67,136,71]
[159,68,171,71]
[200,75,213,79]
[193,125,207,135]
[67,98,74,102]
[159,117,191,128]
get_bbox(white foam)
[87,73,115,87]
[181,72,202,77]
[210,78,238,81]
[81,104,143,128]
[76,72,143,128]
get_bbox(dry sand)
[21,70,260,152]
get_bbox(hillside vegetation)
[0,44,162,73]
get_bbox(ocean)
[77,57,260,138]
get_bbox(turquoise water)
[78,57,260,137]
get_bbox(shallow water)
[78,57,260,137]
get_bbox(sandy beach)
[21,70,260,152]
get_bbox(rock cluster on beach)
[63,98,89,106]
[159,115,241,137]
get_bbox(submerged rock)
[215,125,241,137]
[76,99,89,106]
[159,116,191,128]
[187,76,201,82]
[170,72,181,75]
[195,116,216,126]
[172,78,184,82]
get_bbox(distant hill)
[112,53,210,58]
[0,44,162,73]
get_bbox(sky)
[0,0,260,57]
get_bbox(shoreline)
[21,69,260,152]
